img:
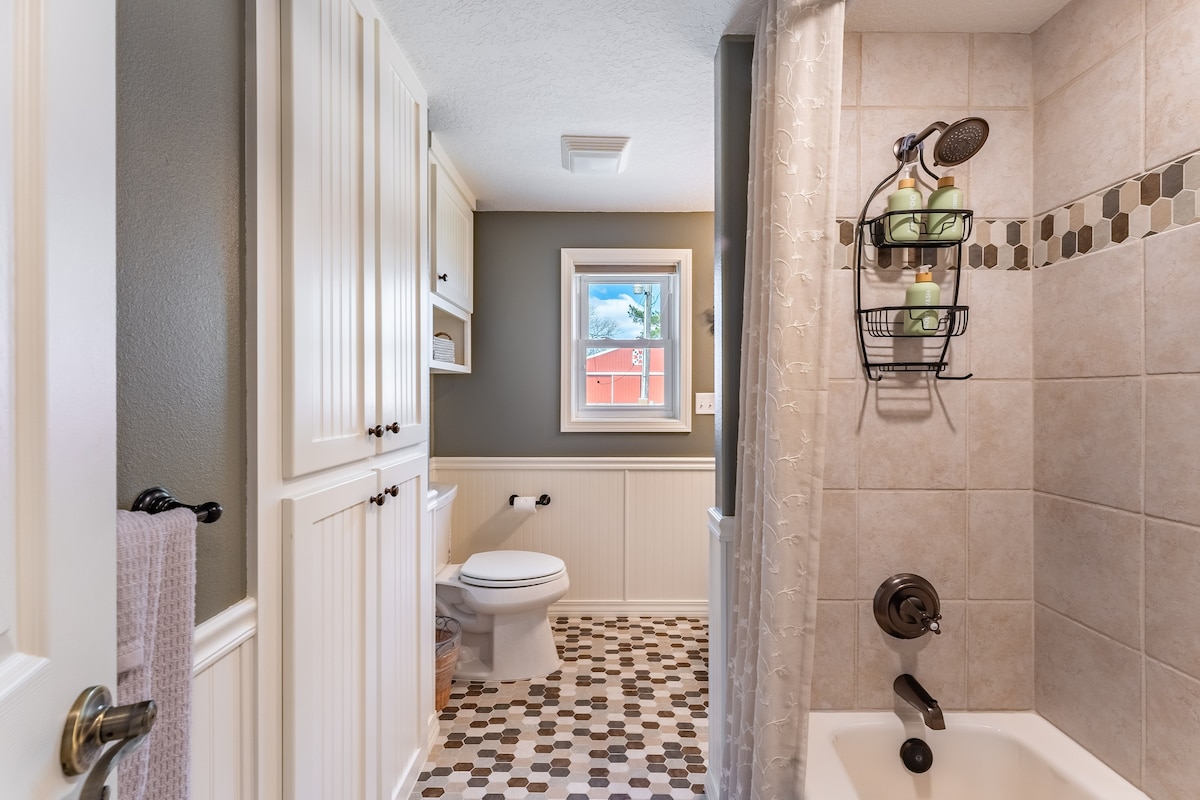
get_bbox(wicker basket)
[434,616,462,711]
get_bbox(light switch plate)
[695,392,715,415]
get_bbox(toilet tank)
[428,482,458,571]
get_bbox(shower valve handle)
[900,597,942,635]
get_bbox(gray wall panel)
[432,212,715,458]
[117,0,247,623]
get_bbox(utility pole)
[634,284,651,404]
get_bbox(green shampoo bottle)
[887,178,924,242]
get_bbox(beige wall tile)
[858,491,967,599]
[857,599,966,710]
[1034,494,1143,648]
[1145,661,1200,800]
[1147,0,1192,27]
[1033,379,1143,512]
[1146,375,1200,526]
[1146,519,1200,679]
[1145,181,1200,374]
[970,34,1032,108]
[1032,0,1143,104]
[965,108,1032,220]
[1033,41,1144,214]
[1034,607,1143,784]
[859,380,968,490]
[1033,242,1144,378]
[812,600,857,709]
[967,601,1034,709]
[1146,1,1200,167]
[861,33,970,109]
[819,490,857,600]
[842,31,861,107]
[824,380,862,489]
[838,109,861,219]
[828,271,862,380]
[969,381,1033,489]
[969,491,1033,599]
[968,269,1031,380]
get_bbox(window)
[561,248,692,432]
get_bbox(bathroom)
[32,0,1192,798]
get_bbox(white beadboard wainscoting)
[431,457,716,616]
[192,597,257,800]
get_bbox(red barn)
[585,348,665,405]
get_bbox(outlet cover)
[695,392,715,415]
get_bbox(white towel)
[116,508,196,800]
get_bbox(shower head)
[893,117,990,167]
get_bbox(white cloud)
[590,295,644,339]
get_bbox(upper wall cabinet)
[283,0,429,477]
[429,135,475,314]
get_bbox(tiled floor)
[413,616,709,800]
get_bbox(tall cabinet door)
[430,152,474,313]
[375,24,429,455]
[284,0,378,477]
[283,472,379,800]
[373,451,431,799]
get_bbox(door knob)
[62,685,156,800]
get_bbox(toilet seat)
[459,550,566,588]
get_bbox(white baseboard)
[550,600,708,617]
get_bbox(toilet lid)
[459,550,566,588]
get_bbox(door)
[0,0,117,797]
[374,22,429,455]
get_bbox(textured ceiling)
[378,0,1070,213]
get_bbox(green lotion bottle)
[903,269,940,335]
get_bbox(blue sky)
[588,283,657,340]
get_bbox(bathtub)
[806,712,1150,800]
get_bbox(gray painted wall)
[432,212,715,457]
[715,36,753,515]
[116,0,247,623]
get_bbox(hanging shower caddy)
[853,118,989,381]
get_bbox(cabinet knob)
[385,422,400,434]
[367,425,384,438]
[385,484,399,497]
[437,273,448,282]
[369,493,387,506]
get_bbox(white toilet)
[429,482,569,681]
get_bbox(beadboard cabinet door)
[373,451,432,799]
[283,0,378,477]
[375,23,429,455]
[429,146,475,314]
[283,472,377,800]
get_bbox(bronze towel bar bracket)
[132,486,222,523]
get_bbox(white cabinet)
[429,135,475,313]
[283,450,429,800]
[284,2,428,478]
[429,136,475,374]
[279,2,433,798]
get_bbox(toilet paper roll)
[511,495,538,514]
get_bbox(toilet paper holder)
[509,494,552,507]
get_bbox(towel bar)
[132,486,222,523]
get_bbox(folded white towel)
[116,508,196,800]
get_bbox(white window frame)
[561,248,692,433]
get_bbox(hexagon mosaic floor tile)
[412,617,709,800]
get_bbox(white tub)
[806,712,1150,800]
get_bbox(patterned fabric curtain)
[721,1,844,798]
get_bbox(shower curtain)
[721,1,843,798]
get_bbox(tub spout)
[894,673,945,730]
